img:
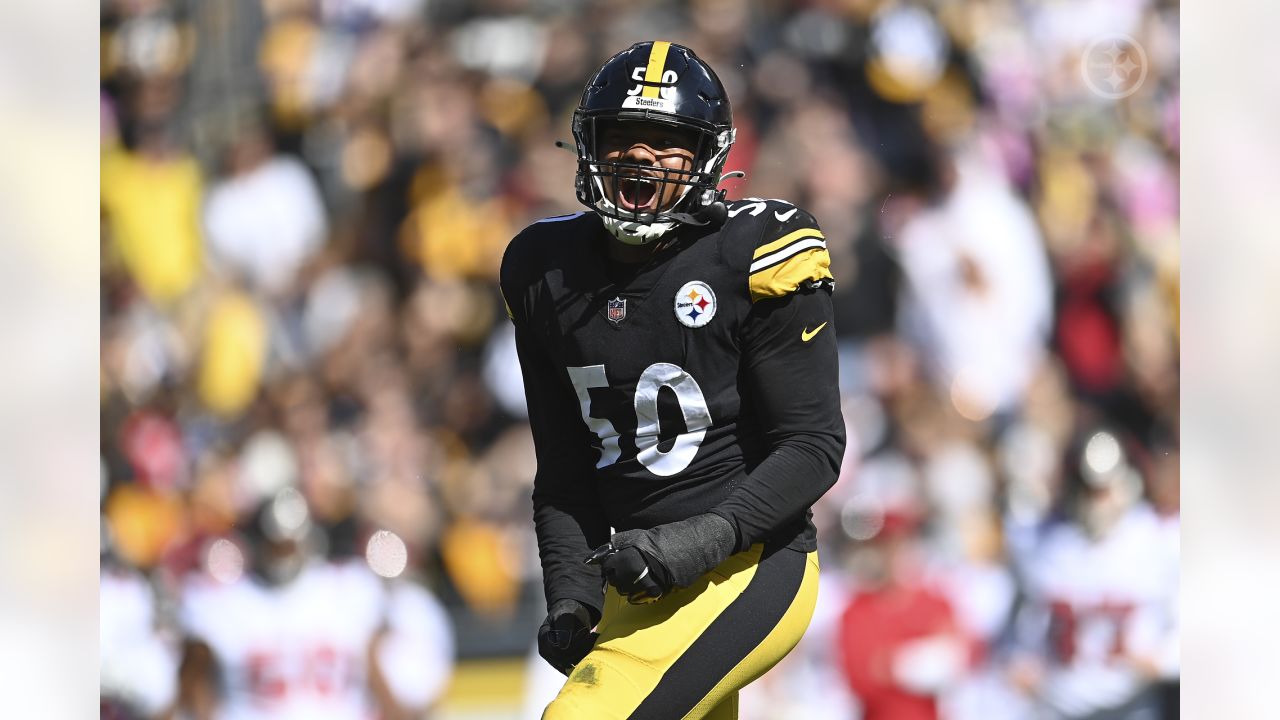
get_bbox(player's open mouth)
[617,176,659,212]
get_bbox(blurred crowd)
[99,0,1179,718]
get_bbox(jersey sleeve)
[745,206,834,304]
[710,206,845,550]
[500,232,609,619]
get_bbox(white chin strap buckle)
[601,212,677,245]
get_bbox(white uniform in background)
[933,558,1034,720]
[101,567,179,716]
[180,559,454,720]
[894,148,1053,417]
[1013,504,1178,718]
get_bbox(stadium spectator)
[203,121,328,298]
[834,456,972,720]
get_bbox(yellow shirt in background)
[101,149,204,304]
[197,290,267,419]
[402,166,512,282]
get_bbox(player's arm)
[500,240,609,622]
[367,581,456,719]
[709,207,845,550]
[175,638,218,720]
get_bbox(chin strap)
[672,171,743,227]
[667,184,733,228]
[666,201,727,228]
[601,213,677,245]
[605,193,730,242]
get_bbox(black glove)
[537,598,598,675]
[585,513,738,604]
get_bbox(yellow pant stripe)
[681,551,820,719]
[543,546,818,720]
[642,41,672,98]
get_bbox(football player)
[500,41,846,719]
[1005,427,1179,719]
[174,488,455,720]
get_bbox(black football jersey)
[500,199,846,614]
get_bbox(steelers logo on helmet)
[675,281,717,328]
[571,41,736,245]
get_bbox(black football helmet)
[242,487,316,586]
[1059,426,1144,538]
[572,41,736,243]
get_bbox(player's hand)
[585,513,737,604]
[1007,655,1044,695]
[1121,651,1164,681]
[586,541,670,603]
[537,599,598,675]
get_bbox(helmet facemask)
[573,112,734,245]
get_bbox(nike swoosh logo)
[774,208,798,222]
[801,322,828,342]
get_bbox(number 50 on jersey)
[567,362,710,477]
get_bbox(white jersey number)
[727,197,794,218]
[567,365,622,468]
[567,362,712,476]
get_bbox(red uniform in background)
[834,505,971,720]
[838,584,959,720]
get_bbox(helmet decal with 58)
[572,41,737,245]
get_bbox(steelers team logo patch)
[674,281,717,328]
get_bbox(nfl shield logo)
[607,297,627,324]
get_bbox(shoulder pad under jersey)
[721,198,833,303]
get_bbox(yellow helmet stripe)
[752,227,825,260]
[642,41,672,98]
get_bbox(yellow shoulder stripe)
[752,227,825,260]
[642,42,672,99]
[749,247,833,303]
